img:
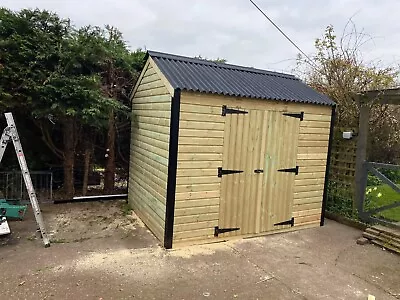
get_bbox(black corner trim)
[164,88,181,249]
[283,111,304,121]
[321,106,336,226]
[274,217,294,227]
[221,105,248,116]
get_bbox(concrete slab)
[0,203,399,300]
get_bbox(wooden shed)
[129,51,336,249]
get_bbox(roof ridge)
[147,50,298,80]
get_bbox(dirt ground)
[0,200,399,300]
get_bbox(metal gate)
[216,107,300,237]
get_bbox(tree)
[0,8,120,197]
[296,22,399,163]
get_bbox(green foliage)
[194,55,227,63]
[326,180,357,219]
[365,184,400,222]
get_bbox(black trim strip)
[164,88,181,249]
[320,106,336,226]
[283,111,304,121]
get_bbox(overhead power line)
[249,0,316,68]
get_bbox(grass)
[366,184,400,222]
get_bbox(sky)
[2,0,400,74]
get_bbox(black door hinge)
[222,105,248,116]
[283,111,304,121]
[214,226,240,237]
[218,167,243,177]
[274,217,294,227]
[278,166,299,175]
[254,169,264,173]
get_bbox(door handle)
[254,169,264,174]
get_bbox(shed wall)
[174,92,332,244]
[129,60,173,243]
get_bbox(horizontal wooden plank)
[130,161,167,195]
[179,128,224,138]
[293,208,322,218]
[175,183,220,193]
[133,102,171,111]
[299,133,330,141]
[178,145,223,154]
[179,137,224,146]
[173,228,215,240]
[297,159,327,167]
[297,153,328,160]
[177,161,220,169]
[293,196,322,205]
[136,80,166,93]
[180,112,224,123]
[134,122,170,135]
[132,94,171,104]
[135,86,170,98]
[132,115,170,127]
[174,213,219,225]
[300,126,330,134]
[178,153,223,161]
[294,214,321,225]
[294,184,324,193]
[140,72,161,85]
[129,182,165,222]
[131,138,169,158]
[298,166,326,173]
[177,169,217,177]
[174,220,218,233]
[174,205,220,216]
[293,202,322,211]
[176,176,220,185]
[294,190,323,199]
[134,127,170,144]
[180,103,222,115]
[175,191,220,201]
[298,147,328,154]
[296,172,326,179]
[134,133,169,151]
[175,198,220,209]
[130,170,166,206]
[132,109,171,119]
[131,144,169,169]
[295,178,325,186]
[298,140,329,147]
[142,65,156,77]
[300,120,331,128]
[303,114,332,122]
[179,120,225,131]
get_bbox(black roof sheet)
[148,51,335,106]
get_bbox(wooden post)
[354,98,370,217]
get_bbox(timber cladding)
[129,51,335,248]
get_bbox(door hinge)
[274,217,294,227]
[221,105,248,116]
[218,167,243,177]
[254,169,264,173]
[283,111,304,121]
[277,166,299,175]
[214,226,240,237]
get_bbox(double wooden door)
[216,108,300,237]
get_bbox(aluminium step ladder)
[0,112,50,247]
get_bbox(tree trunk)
[82,144,91,196]
[104,110,116,193]
[63,118,75,198]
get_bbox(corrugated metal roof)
[148,51,335,106]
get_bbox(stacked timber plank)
[362,225,400,254]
